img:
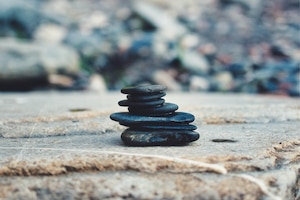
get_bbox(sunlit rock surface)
[0,92,299,199]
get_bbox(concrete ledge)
[0,92,299,199]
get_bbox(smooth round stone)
[119,123,197,131]
[127,92,166,102]
[110,112,195,125]
[128,103,178,116]
[121,129,200,146]
[118,98,165,107]
[121,85,166,94]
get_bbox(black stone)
[128,103,178,116]
[127,92,166,102]
[118,98,165,107]
[110,84,200,146]
[121,129,200,146]
[121,85,167,94]
[110,112,195,125]
[119,123,197,131]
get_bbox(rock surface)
[0,92,299,199]
[0,38,80,90]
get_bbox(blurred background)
[0,0,299,96]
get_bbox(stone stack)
[110,85,200,146]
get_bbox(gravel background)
[0,0,299,96]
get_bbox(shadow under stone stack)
[110,85,200,146]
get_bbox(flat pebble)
[121,85,167,94]
[128,103,178,116]
[110,112,195,125]
[121,128,200,146]
[127,92,166,102]
[118,98,165,107]
[119,124,197,130]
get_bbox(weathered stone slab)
[0,92,299,199]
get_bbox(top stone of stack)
[121,85,167,94]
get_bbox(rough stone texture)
[0,92,299,199]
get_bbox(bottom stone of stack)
[121,128,200,146]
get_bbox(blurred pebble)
[88,74,107,93]
[180,34,200,49]
[152,70,181,91]
[213,71,234,91]
[48,74,73,87]
[180,50,209,74]
[189,76,210,91]
[34,24,67,43]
